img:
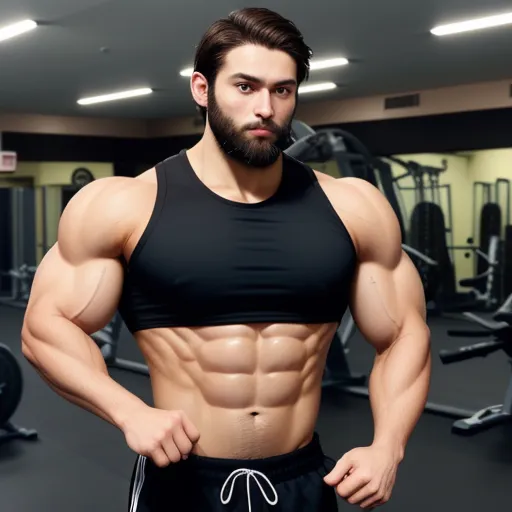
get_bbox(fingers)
[150,446,171,468]
[324,454,353,486]
[335,472,368,501]
[340,475,391,510]
[172,425,194,458]
[360,496,388,510]
[150,431,190,467]
[156,411,199,465]
[344,481,379,508]
[180,412,201,443]
[161,435,183,463]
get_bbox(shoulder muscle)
[332,177,402,266]
[57,176,148,263]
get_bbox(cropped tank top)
[118,150,357,332]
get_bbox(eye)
[276,87,292,96]
[237,83,253,93]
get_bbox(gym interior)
[2,1,512,511]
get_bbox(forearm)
[368,324,431,459]
[22,316,146,430]
[31,363,131,425]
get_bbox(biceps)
[26,243,124,335]
[349,251,426,351]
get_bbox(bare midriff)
[134,321,338,459]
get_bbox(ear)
[190,72,209,109]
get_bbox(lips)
[249,128,274,136]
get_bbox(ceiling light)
[0,19,37,43]
[180,67,194,77]
[310,57,349,70]
[298,82,337,95]
[431,11,512,36]
[77,87,153,105]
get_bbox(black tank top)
[118,150,357,332]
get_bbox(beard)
[207,87,294,168]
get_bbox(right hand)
[122,406,201,467]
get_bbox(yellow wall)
[14,161,114,186]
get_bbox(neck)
[187,124,283,204]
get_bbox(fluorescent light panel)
[77,87,153,105]
[309,57,349,70]
[179,57,348,77]
[0,19,37,42]
[431,11,512,36]
[299,82,337,94]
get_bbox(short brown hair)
[193,7,313,118]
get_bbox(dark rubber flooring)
[1,305,511,511]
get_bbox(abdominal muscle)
[134,321,338,459]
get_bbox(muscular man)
[21,7,431,512]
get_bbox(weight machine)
[440,294,512,435]
[445,178,511,312]
[386,156,453,234]
[387,157,506,313]
[468,179,510,303]
[0,186,37,309]
[286,123,378,186]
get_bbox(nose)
[254,90,274,119]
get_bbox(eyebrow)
[229,73,297,87]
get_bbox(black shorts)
[128,433,338,512]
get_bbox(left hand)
[323,444,401,509]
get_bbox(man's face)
[207,45,298,168]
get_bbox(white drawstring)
[220,468,278,511]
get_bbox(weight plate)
[0,343,23,426]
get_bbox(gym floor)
[1,304,511,512]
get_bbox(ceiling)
[1,0,512,119]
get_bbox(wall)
[1,78,512,140]
[13,161,113,186]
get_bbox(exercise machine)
[91,313,149,376]
[0,343,38,444]
[322,310,367,389]
[383,157,455,306]
[469,179,510,304]
[0,264,37,309]
[452,235,501,311]
[440,294,512,435]
[388,157,506,314]
[0,185,37,302]
[442,178,510,312]
[286,124,378,186]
